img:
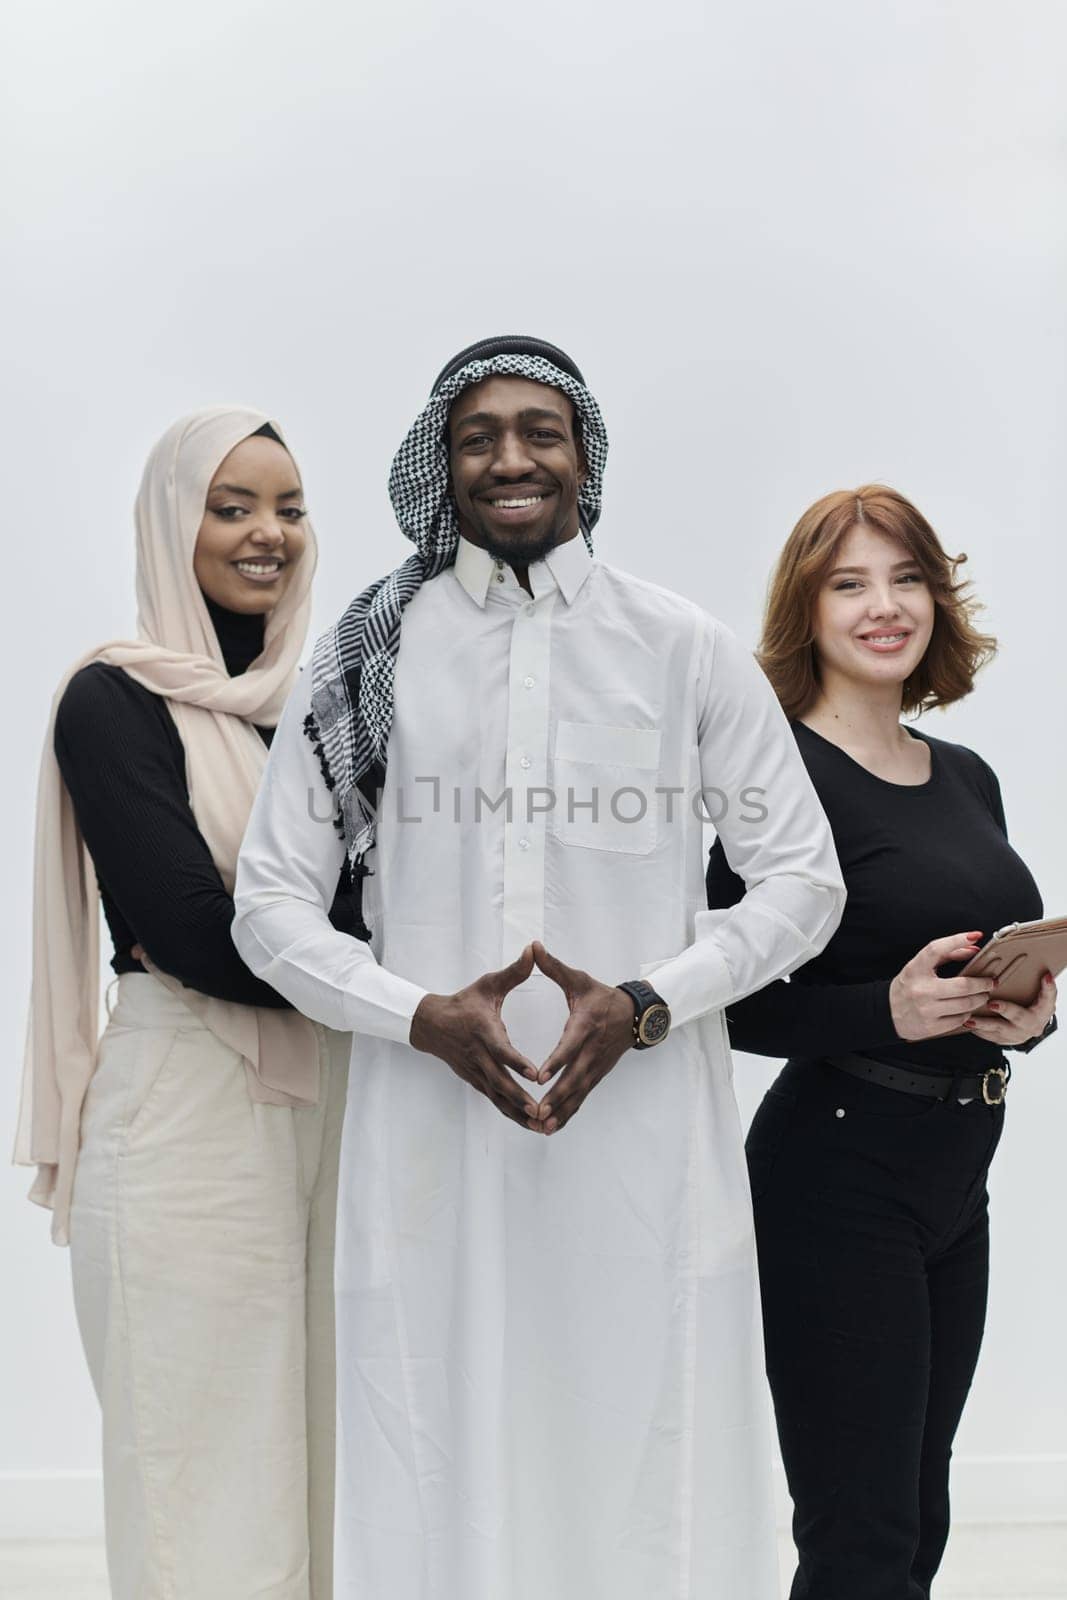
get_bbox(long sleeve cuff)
[642,879,844,1033]
[233,907,427,1042]
[643,939,733,1030]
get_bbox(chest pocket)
[551,720,662,855]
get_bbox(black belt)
[825,1052,1010,1106]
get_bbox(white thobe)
[233,534,845,1600]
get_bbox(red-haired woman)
[706,486,1056,1600]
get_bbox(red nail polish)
[963,1019,976,1028]
[987,1001,1000,1012]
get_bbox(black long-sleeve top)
[706,721,1048,1073]
[54,595,366,1008]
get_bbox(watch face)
[638,1004,671,1046]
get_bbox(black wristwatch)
[616,980,672,1050]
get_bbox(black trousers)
[747,1058,1005,1600]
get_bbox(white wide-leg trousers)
[70,973,348,1600]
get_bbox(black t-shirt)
[54,597,366,1009]
[705,721,1046,1072]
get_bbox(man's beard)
[480,527,563,567]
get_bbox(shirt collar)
[453,533,593,609]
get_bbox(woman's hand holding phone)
[962,971,1057,1046]
[889,931,995,1041]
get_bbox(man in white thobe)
[233,335,845,1599]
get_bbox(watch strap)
[616,980,671,1049]
[617,979,664,1013]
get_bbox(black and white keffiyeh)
[304,337,609,863]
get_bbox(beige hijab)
[16,406,321,1245]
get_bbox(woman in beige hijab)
[16,407,353,1599]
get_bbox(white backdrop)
[3,0,1065,1534]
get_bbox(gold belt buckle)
[982,1067,1008,1106]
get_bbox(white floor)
[1,1526,1064,1599]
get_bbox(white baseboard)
[3,1457,1066,1542]
[932,1524,1067,1598]
[942,1455,1067,1524]
[0,1474,103,1541]
[5,1531,1063,1599]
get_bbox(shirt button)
[523,676,535,689]
[835,1108,846,1119]
[495,571,506,583]
[518,837,531,850]
[520,756,532,770]
[524,602,535,616]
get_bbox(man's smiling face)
[447,375,587,565]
